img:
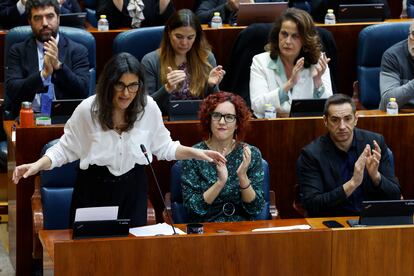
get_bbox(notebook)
[59,12,86,28]
[347,200,414,227]
[50,99,82,124]
[168,100,202,121]
[289,99,326,117]
[236,2,288,26]
[337,4,385,23]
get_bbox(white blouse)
[45,95,180,176]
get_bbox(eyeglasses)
[210,112,237,123]
[114,81,140,94]
[409,31,414,39]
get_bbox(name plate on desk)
[72,219,130,239]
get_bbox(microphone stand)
[140,144,178,235]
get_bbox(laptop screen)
[237,2,288,26]
[289,99,326,118]
[59,12,86,28]
[168,100,202,121]
[337,4,385,23]
[50,99,83,124]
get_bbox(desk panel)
[6,113,414,275]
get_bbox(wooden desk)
[0,19,411,97]
[40,218,331,276]
[5,113,414,275]
[39,218,414,276]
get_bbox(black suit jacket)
[297,128,401,217]
[0,0,26,29]
[5,34,90,118]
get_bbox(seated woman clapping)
[141,9,225,115]
[181,92,265,222]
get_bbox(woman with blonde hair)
[142,9,225,115]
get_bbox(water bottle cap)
[21,101,32,108]
[213,12,220,16]
[390,97,396,102]
[327,9,334,13]
[100,15,107,19]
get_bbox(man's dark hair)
[323,94,356,116]
[26,0,60,19]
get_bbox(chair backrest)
[357,22,410,109]
[112,26,164,61]
[39,139,79,229]
[170,158,271,223]
[4,26,96,118]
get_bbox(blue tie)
[41,75,54,116]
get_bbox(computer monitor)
[337,4,385,23]
[289,99,326,117]
[168,100,202,121]
[50,99,83,124]
[236,2,288,26]
[347,200,414,227]
[59,12,86,28]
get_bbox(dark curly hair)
[266,8,321,68]
[199,91,251,142]
[91,53,147,132]
[26,0,60,19]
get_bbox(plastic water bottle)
[324,9,336,24]
[97,15,109,31]
[264,104,276,119]
[386,97,398,115]
[211,12,223,29]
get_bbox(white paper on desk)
[74,206,118,222]
[252,224,311,232]
[129,223,186,236]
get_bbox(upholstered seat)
[163,159,278,224]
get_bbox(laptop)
[337,4,385,23]
[347,200,414,227]
[50,99,83,124]
[236,2,288,26]
[289,99,326,117]
[59,12,86,28]
[168,100,202,121]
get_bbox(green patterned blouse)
[181,141,265,223]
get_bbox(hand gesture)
[208,65,226,87]
[352,145,369,188]
[41,54,54,79]
[44,37,61,71]
[365,140,382,184]
[195,149,227,164]
[216,159,228,186]
[12,163,42,184]
[285,57,304,92]
[312,52,330,88]
[165,66,186,93]
[227,0,240,11]
[237,144,251,178]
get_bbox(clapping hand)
[44,36,61,71]
[165,66,186,93]
[284,57,304,92]
[208,65,226,87]
[312,52,330,88]
[237,144,251,177]
[365,140,382,185]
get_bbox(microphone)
[140,144,177,235]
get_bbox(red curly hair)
[199,91,252,142]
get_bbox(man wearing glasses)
[296,94,401,217]
[379,21,414,110]
[5,0,89,119]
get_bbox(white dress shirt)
[250,52,332,117]
[45,95,180,176]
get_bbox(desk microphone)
[140,144,177,235]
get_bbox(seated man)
[379,21,414,110]
[196,0,284,24]
[5,0,90,119]
[0,0,81,29]
[297,94,401,217]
